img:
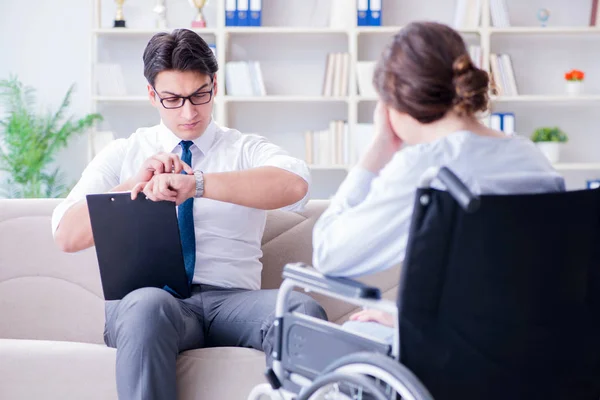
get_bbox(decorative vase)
[536,142,561,163]
[566,80,583,96]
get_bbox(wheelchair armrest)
[282,263,381,300]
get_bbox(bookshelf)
[91,0,600,196]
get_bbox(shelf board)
[357,96,378,102]
[308,165,350,171]
[307,163,600,172]
[94,96,148,102]
[489,27,600,34]
[91,95,600,104]
[93,28,218,35]
[356,26,481,35]
[224,96,348,103]
[226,27,347,34]
[553,163,600,171]
[93,96,350,103]
[492,95,600,103]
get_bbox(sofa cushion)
[0,339,266,400]
[0,200,105,344]
[0,339,117,399]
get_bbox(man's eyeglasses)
[152,83,214,109]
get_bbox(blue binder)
[225,0,237,26]
[249,0,262,26]
[357,0,369,26]
[369,0,381,26]
[237,0,249,26]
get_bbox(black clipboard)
[86,192,191,300]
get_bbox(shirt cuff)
[333,166,377,208]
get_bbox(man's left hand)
[131,173,195,205]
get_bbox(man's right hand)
[128,153,194,188]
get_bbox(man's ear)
[212,73,218,97]
[147,84,158,107]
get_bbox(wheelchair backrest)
[400,188,600,400]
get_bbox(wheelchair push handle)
[437,167,480,213]
[420,167,480,213]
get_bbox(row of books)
[95,64,127,96]
[490,0,511,28]
[487,112,516,135]
[489,53,519,96]
[305,121,351,166]
[225,61,266,96]
[590,0,600,26]
[454,0,511,29]
[357,0,382,26]
[453,0,482,30]
[322,53,350,97]
[468,45,483,69]
[225,0,262,27]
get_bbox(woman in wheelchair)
[312,21,565,344]
[250,21,592,400]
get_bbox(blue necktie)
[178,140,196,286]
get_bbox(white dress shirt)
[52,120,310,290]
[313,130,565,278]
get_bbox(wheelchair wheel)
[298,371,389,400]
[299,352,433,400]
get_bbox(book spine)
[225,0,237,26]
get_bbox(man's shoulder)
[215,125,270,147]
[92,125,161,162]
[129,124,162,143]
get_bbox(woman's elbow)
[312,239,345,277]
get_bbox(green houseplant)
[0,76,102,198]
[531,127,568,164]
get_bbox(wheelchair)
[249,167,600,400]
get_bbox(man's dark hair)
[143,29,218,86]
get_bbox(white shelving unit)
[91,0,600,196]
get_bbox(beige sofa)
[0,199,400,400]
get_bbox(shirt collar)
[157,119,217,155]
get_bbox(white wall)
[0,0,93,185]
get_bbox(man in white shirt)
[52,29,326,400]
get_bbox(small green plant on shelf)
[531,127,568,143]
[0,76,103,198]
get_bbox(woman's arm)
[312,102,411,277]
[312,167,414,277]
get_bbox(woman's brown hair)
[373,21,489,124]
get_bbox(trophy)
[113,0,126,28]
[189,0,208,28]
[154,0,168,29]
[536,8,550,28]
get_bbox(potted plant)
[565,69,584,96]
[0,76,102,198]
[531,126,568,163]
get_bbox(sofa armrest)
[282,263,381,300]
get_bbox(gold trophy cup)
[189,0,208,28]
[114,0,126,28]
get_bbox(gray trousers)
[103,284,327,400]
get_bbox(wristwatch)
[193,170,205,198]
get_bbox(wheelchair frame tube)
[274,278,401,379]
